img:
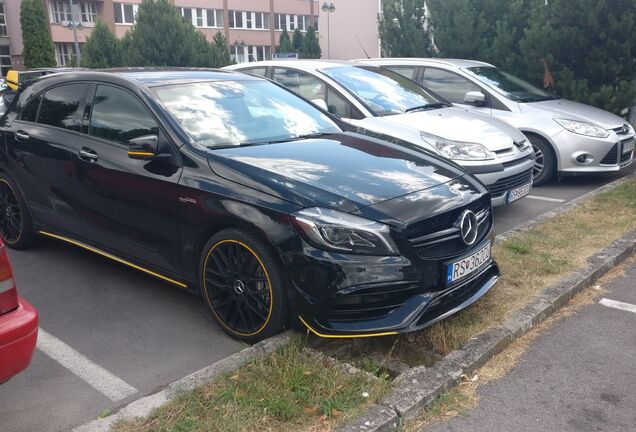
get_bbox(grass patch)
[415,179,636,355]
[112,339,390,432]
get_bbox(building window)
[229,11,269,30]
[0,3,7,37]
[114,3,137,25]
[231,45,271,63]
[55,43,77,66]
[0,45,11,77]
[179,8,223,28]
[51,1,97,24]
[274,14,311,32]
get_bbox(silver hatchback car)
[225,60,535,206]
[360,58,635,185]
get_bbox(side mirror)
[464,91,486,107]
[311,98,329,111]
[5,71,19,91]
[128,135,158,160]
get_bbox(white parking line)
[599,298,636,315]
[526,195,567,203]
[37,328,138,402]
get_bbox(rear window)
[37,84,88,132]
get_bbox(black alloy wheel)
[0,174,35,249]
[200,229,288,342]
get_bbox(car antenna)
[356,35,370,59]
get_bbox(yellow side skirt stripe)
[298,316,398,339]
[38,231,188,288]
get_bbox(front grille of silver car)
[487,169,533,197]
[600,143,619,165]
[502,153,533,168]
[406,203,492,260]
[612,124,631,136]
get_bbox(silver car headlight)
[554,119,610,138]
[420,132,496,161]
[291,207,398,255]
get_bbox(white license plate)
[506,182,532,203]
[623,140,635,154]
[446,242,491,285]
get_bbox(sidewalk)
[420,259,636,432]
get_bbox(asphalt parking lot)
[0,164,634,432]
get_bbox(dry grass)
[111,339,390,432]
[415,179,636,355]
[403,262,635,432]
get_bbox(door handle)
[78,147,98,162]
[15,131,29,141]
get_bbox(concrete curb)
[72,332,292,432]
[335,226,636,428]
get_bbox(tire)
[199,228,288,343]
[528,135,556,186]
[0,172,36,249]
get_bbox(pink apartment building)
[0,0,381,74]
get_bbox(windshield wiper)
[405,102,451,113]
[208,133,336,149]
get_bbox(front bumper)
[279,234,499,338]
[460,151,535,207]
[554,130,635,174]
[0,297,39,383]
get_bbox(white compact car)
[225,60,535,206]
[359,58,635,185]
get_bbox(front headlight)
[420,132,496,161]
[291,207,399,255]
[554,119,609,138]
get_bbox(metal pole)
[68,0,81,66]
[327,12,330,58]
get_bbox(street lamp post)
[321,2,335,58]
[67,0,82,66]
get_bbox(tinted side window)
[273,68,327,102]
[19,95,42,122]
[38,84,88,132]
[386,66,418,80]
[420,68,480,104]
[90,85,159,144]
[241,67,268,78]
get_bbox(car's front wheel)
[0,173,36,249]
[199,228,288,343]
[528,135,556,186]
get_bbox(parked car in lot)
[225,60,535,206]
[360,58,636,185]
[0,239,38,384]
[0,69,499,341]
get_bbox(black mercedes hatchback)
[0,70,499,342]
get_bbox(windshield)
[153,80,341,148]
[320,66,446,116]
[467,67,557,102]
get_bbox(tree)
[378,0,434,57]
[301,26,322,59]
[292,28,304,54]
[519,0,636,114]
[123,0,218,67]
[211,31,232,67]
[81,21,122,68]
[278,29,293,53]
[20,0,56,68]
